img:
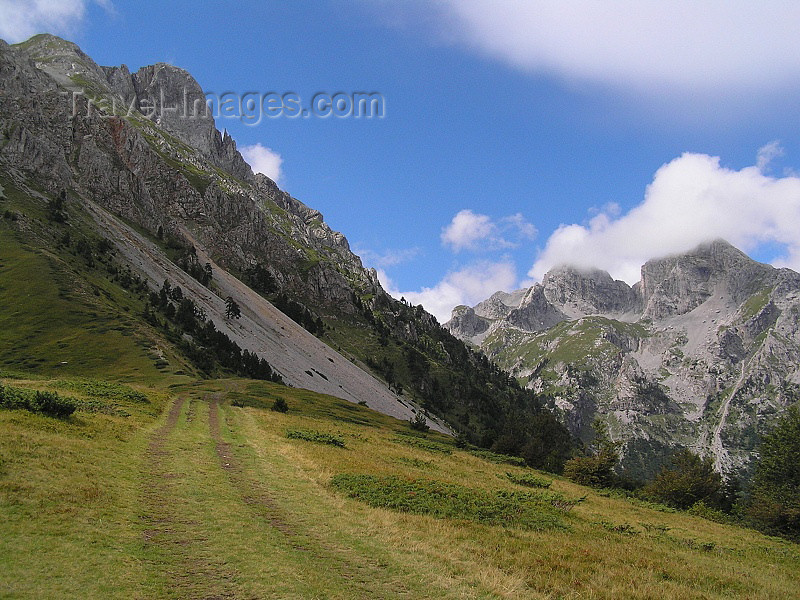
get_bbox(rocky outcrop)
[507,285,568,332]
[543,265,640,316]
[640,239,773,320]
[446,240,800,480]
[447,306,490,339]
[0,34,376,314]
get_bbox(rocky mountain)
[447,240,800,480]
[0,34,570,458]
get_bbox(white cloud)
[441,209,495,252]
[379,260,517,323]
[441,209,536,252]
[530,148,800,283]
[0,0,111,43]
[240,143,284,184]
[757,141,784,173]
[404,1,800,95]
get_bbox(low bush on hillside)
[271,397,289,413]
[0,384,76,418]
[746,406,800,541]
[286,429,346,448]
[563,452,618,487]
[331,474,572,530]
[640,449,723,510]
[408,411,429,432]
[468,448,527,467]
[563,420,620,488]
[53,379,149,403]
[504,472,552,489]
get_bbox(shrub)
[409,411,429,432]
[30,390,76,418]
[0,385,75,418]
[331,474,569,530]
[563,419,620,487]
[641,449,722,510]
[505,472,552,489]
[747,406,800,540]
[563,451,618,488]
[287,429,345,447]
[687,501,733,525]
[271,397,289,413]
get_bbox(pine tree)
[747,406,800,539]
[225,296,241,319]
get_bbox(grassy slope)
[2,377,799,599]
[2,185,800,598]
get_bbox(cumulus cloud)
[441,209,536,252]
[0,0,111,43]
[378,260,517,323]
[240,143,284,184]
[397,1,800,95]
[530,148,800,284]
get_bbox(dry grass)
[2,377,799,598]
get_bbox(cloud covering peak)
[530,146,800,283]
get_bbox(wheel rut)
[140,395,242,599]
[207,396,410,598]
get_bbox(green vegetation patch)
[53,378,149,403]
[468,448,527,466]
[504,472,552,488]
[0,383,76,418]
[741,288,771,321]
[331,474,569,531]
[286,429,346,448]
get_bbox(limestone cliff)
[448,240,800,480]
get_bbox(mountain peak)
[542,263,639,317]
[640,238,773,319]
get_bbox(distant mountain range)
[446,239,800,480]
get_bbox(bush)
[563,451,618,487]
[409,411,429,432]
[0,385,76,418]
[687,501,734,524]
[30,390,76,418]
[271,397,289,413]
[747,406,800,540]
[641,449,722,510]
[287,429,345,447]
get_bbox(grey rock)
[448,239,800,480]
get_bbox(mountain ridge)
[447,239,800,479]
[1,33,573,459]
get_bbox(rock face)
[0,33,452,434]
[447,240,800,480]
[0,34,373,312]
[543,266,640,317]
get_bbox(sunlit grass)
[2,375,799,598]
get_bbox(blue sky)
[4,1,800,320]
